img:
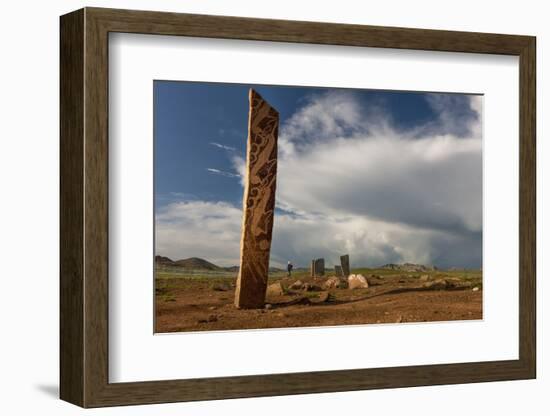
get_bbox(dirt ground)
[155,271,482,333]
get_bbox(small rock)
[396,315,403,323]
[445,280,458,289]
[311,291,330,303]
[264,303,273,310]
[323,277,342,289]
[348,274,369,289]
[212,282,230,291]
[365,276,381,286]
[289,280,304,290]
[472,286,480,292]
[208,306,217,310]
[303,283,323,292]
[266,282,284,297]
[423,279,447,290]
[419,275,430,282]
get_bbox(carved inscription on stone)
[234,89,279,309]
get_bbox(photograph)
[153,81,483,333]
[53,5,538,410]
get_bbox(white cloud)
[283,91,363,143]
[210,142,236,151]
[157,90,483,269]
[156,201,243,266]
[230,155,246,186]
[276,133,482,234]
[155,198,480,269]
[420,93,482,139]
[206,168,240,178]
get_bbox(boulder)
[419,275,430,282]
[365,275,381,286]
[423,279,448,290]
[266,282,284,297]
[446,279,472,290]
[311,291,331,303]
[289,280,304,290]
[323,276,346,289]
[303,283,323,292]
[348,274,369,290]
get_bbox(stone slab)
[340,254,350,277]
[234,89,279,309]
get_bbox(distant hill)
[155,255,175,266]
[155,256,221,270]
[173,257,221,270]
[379,263,437,272]
[155,256,288,273]
[222,266,285,273]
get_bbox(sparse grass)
[156,270,236,280]
[155,267,482,292]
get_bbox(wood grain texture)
[235,89,279,309]
[59,7,537,407]
[60,8,84,406]
[85,7,533,55]
[518,38,537,376]
[83,8,110,406]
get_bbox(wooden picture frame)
[60,7,536,408]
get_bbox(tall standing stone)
[315,258,325,276]
[340,254,350,277]
[311,258,325,277]
[234,89,279,309]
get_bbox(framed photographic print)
[60,7,536,407]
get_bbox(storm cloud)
[156,90,482,269]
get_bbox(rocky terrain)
[155,267,482,333]
[379,263,438,272]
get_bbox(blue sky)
[154,81,482,269]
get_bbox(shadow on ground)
[35,384,58,399]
